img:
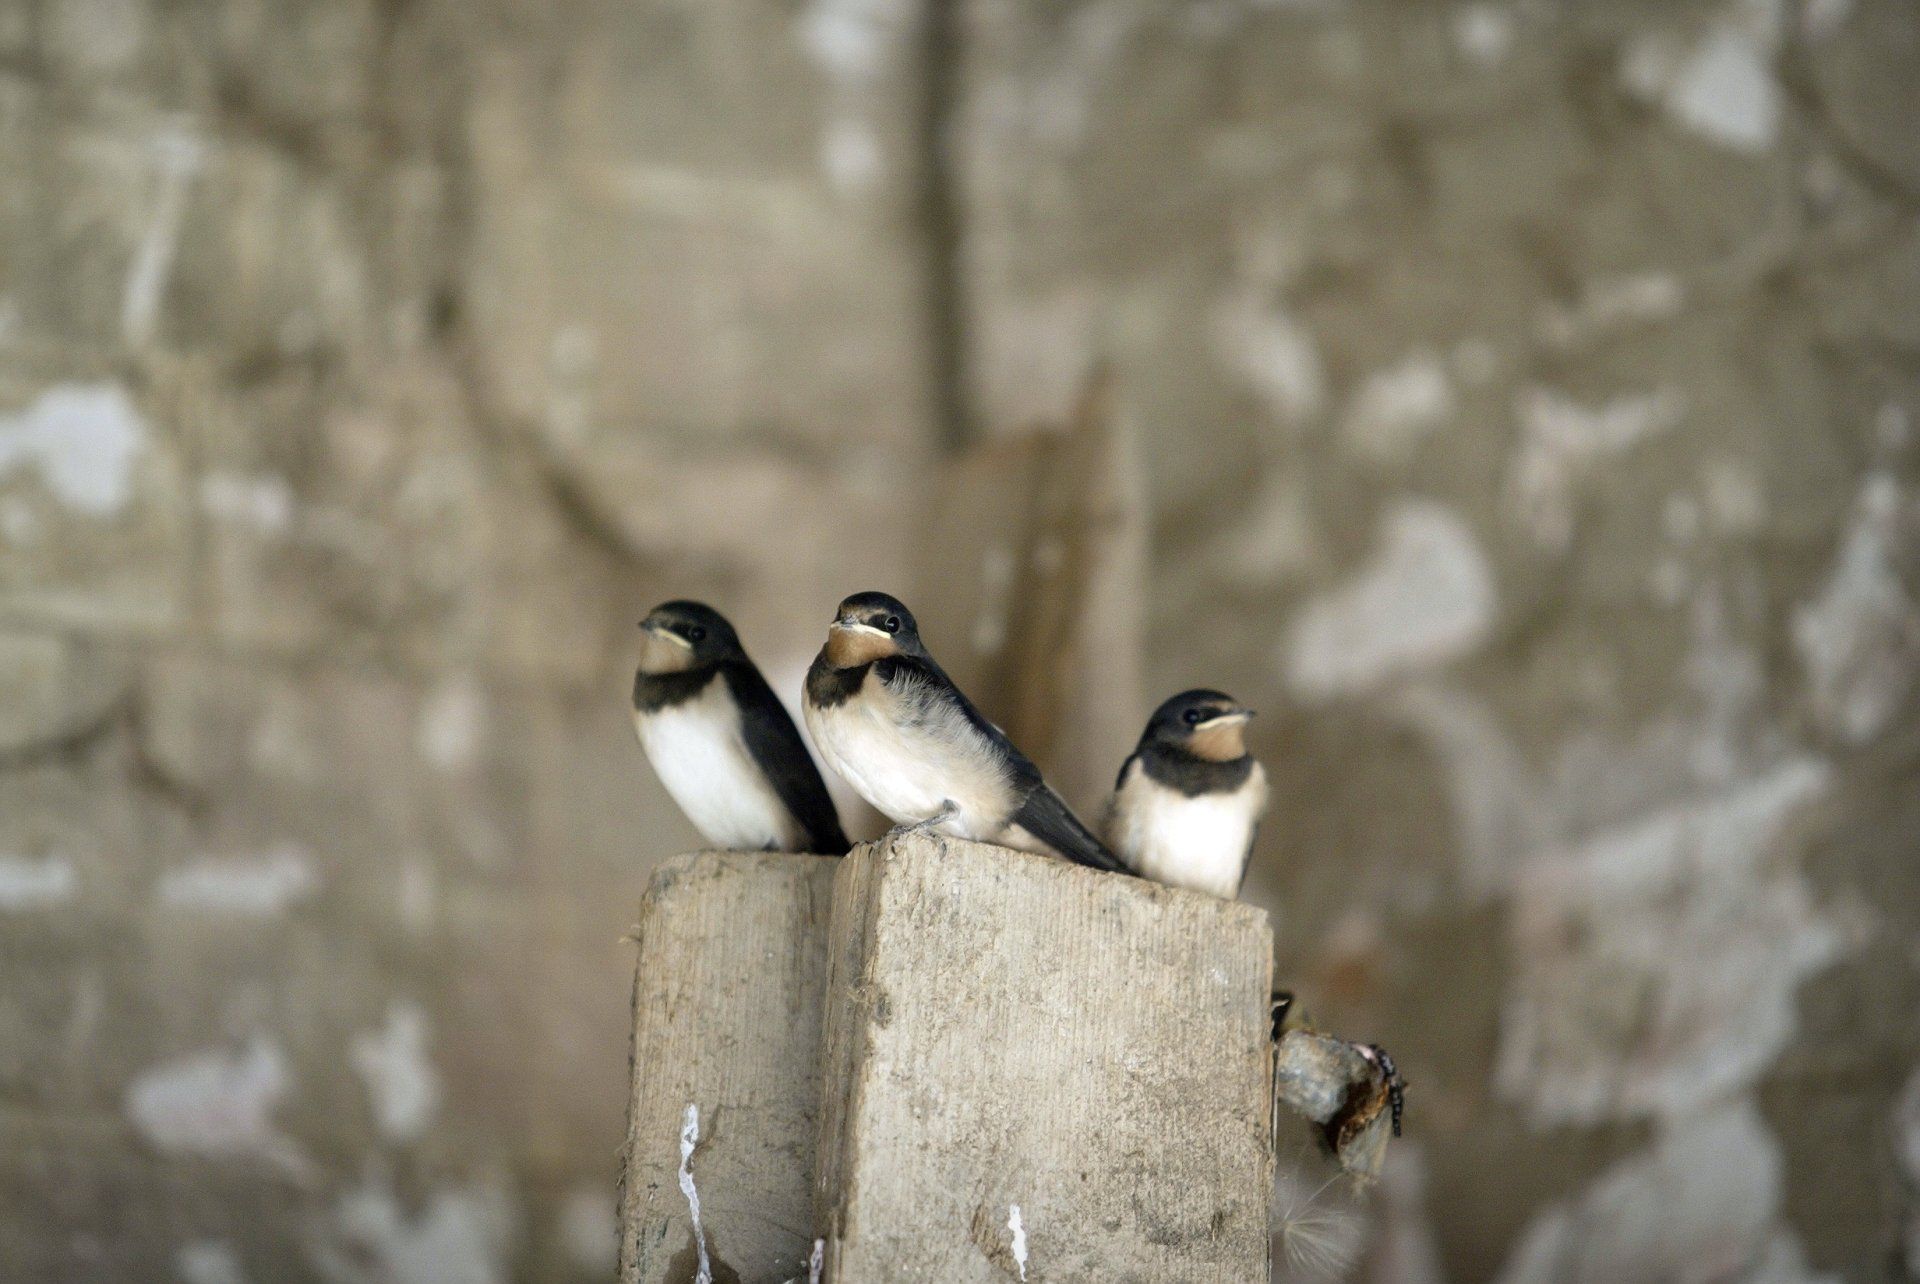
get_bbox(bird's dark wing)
[723,661,850,855]
[1012,783,1130,874]
[1237,822,1260,894]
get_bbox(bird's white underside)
[1107,759,1269,899]
[634,680,801,851]
[804,668,1015,842]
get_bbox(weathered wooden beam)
[814,833,1276,1282]
[618,852,837,1284]
[616,841,1399,1282]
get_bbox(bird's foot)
[885,800,959,844]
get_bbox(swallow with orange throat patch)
[802,591,1129,874]
[633,600,848,854]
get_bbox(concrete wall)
[0,0,1915,1280]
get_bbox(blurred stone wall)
[0,0,1915,1281]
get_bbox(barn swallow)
[802,591,1128,873]
[632,601,849,855]
[1104,689,1268,898]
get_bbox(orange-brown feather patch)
[824,625,899,669]
[1189,719,1248,762]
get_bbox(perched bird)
[802,591,1128,873]
[1104,689,1268,898]
[632,601,849,854]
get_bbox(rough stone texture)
[619,852,836,1284]
[816,834,1274,1282]
[2,0,1917,1278]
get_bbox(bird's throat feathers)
[824,625,899,669]
[1188,720,1248,762]
[638,629,700,675]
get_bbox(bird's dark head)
[1144,689,1255,762]
[638,600,742,674]
[823,591,921,668]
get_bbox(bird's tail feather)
[1013,786,1132,875]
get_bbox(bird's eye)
[688,626,707,643]
[882,616,901,635]
[1182,708,1203,725]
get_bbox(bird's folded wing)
[1013,784,1130,874]
[725,662,851,854]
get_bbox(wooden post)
[616,839,1349,1282]
[618,852,837,1284]
[815,834,1275,1282]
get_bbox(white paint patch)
[1341,350,1454,461]
[175,1239,247,1284]
[0,854,77,910]
[1497,758,1839,1126]
[1539,272,1685,348]
[157,845,319,917]
[797,0,898,82]
[1666,25,1780,154]
[122,126,205,347]
[1622,11,1781,156]
[418,675,486,772]
[809,1237,825,1284]
[124,1038,310,1177]
[679,1104,713,1284]
[0,383,148,517]
[323,1177,512,1284]
[199,473,293,534]
[1792,473,1919,744]
[1213,296,1326,425]
[557,1186,617,1275]
[1007,1205,1028,1281]
[350,1000,440,1143]
[1509,385,1683,548]
[1452,4,1516,66]
[1284,501,1497,700]
[1496,1100,1803,1284]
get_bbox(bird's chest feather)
[1112,765,1266,898]
[804,669,1010,831]
[634,680,795,849]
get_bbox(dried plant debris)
[1270,992,1405,1178]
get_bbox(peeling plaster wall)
[0,0,1916,1280]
